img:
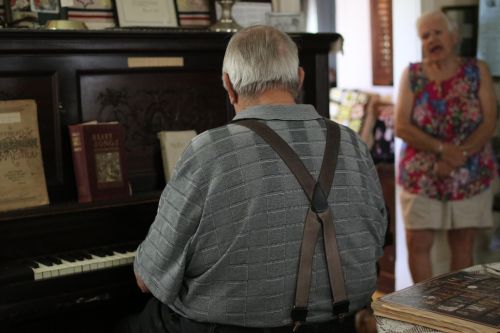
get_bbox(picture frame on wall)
[370,0,393,86]
[175,0,215,27]
[116,0,178,28]
[442,5,478,57]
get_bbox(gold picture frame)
[116,0,178,28]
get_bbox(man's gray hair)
[222,25,300,98]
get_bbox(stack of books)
[373,263,500,333]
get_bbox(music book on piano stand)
[157,130,196,182]
[373,263,500,333]
[68,121,131,203]
[0,100,49,212]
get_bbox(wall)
[334,0,393,96]
[335,0,421,290]
[391,0,423,291]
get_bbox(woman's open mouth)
[430,45,443,54]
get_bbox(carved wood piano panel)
[0,29,341,331]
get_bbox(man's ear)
[223,73,238,104]
[298,67,305,91]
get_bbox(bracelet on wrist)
[436,142,443,160]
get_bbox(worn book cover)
[0,100,49,212]
[157,130,196,182]
[68,121,130,203]
[373,266,500,333]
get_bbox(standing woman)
[396,10,497,283]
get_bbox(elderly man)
[122,25,386,333]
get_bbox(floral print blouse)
[398,58,496,201]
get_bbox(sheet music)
[477,0,500,76]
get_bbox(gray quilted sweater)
[134,104,387,327]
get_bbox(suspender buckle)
[332,299,350,316]
[291,306,308,323]
[291,306,307,332]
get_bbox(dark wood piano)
[0,28,341,332]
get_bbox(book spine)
[69,125,92,203]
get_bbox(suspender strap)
[234,119,349,329]
[235,120,316,201]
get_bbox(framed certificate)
[175,0,215,27]
[116,0,178,27]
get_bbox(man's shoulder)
[189,123,250,157]
[333,121,367,144]
[191,124,231,147]
[329,121,371,160]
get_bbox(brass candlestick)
[210,0,242,33]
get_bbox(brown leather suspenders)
[234,119,349,331]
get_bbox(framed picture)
[442,5,478,57]
[30,0,60,14]
[175,0,215,27]
[116,0,178,28]
[4,0,39,28]
[224,0,272,27]
[370,0,393,86]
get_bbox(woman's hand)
[434,160,455,178]
[440,143,467,168]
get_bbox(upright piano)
[0,29,341,332]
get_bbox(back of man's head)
[222,25,300,99]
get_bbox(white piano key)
[32,262,52,281]
[30,249,136,281]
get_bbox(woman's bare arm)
[395,67,465,168]
[460,60,497,155]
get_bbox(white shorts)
[400,188,494,230]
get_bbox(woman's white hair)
[416,10,458,35]
[222,25,300,98]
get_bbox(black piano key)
[58,253,77,262]
[113,246,129,254]
[34,257,60,266]
[90,248,110,257]
[100,247,116,256]
[80,250,95,260]
[73,251,92,260]
[22,260,40,269]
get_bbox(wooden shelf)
[0,191,161,222]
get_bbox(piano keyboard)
[0,243,137,284]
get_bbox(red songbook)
[68,121,130,203]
